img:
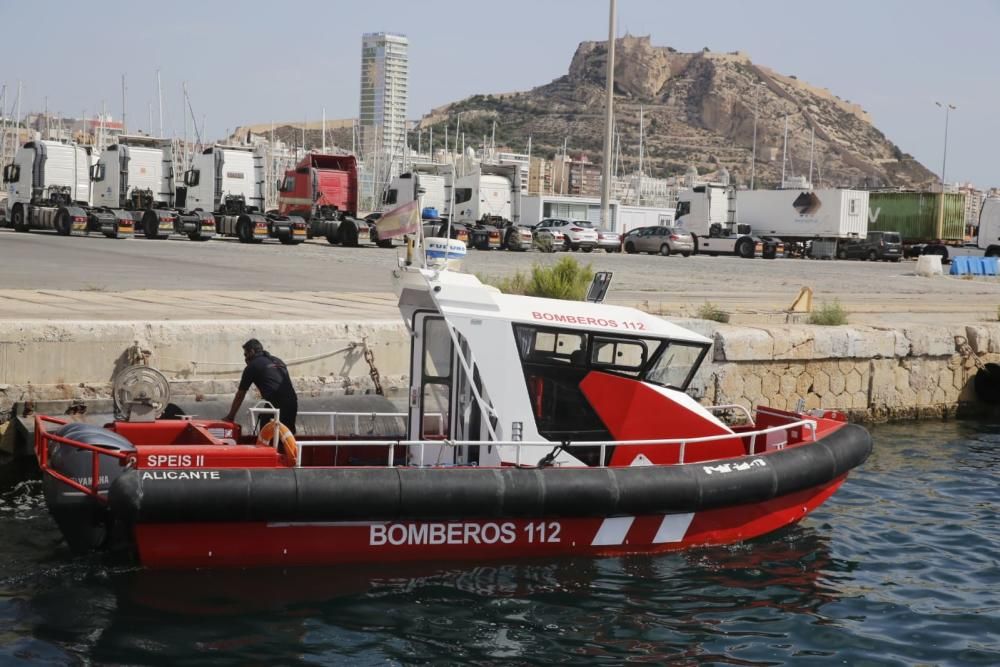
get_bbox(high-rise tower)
[359,32,409,158]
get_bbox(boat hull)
[132,477,844,568]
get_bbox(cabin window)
[421,317,453,438]
[643,341,709,390]
[2,164,19,183]
[454,188,472,204]
[423,319,453,379]
[281,177,295,192]
[676,201,690,217]
[384,189,398,205]
[591,337,647,372]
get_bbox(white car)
[535,218,599,252]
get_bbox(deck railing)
[34,408,817,497]
[246,405,816,468]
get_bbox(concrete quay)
[1,289,998,425]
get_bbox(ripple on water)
[0,419,998,665]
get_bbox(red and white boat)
[35,254,871,569]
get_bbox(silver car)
[574,220,621,253]
[623,226,694,257]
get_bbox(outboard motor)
[41,423,136,554]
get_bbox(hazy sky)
[2,0,997,187]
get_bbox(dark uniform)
[239,353,298,433]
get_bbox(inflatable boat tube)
[110,424,872,524]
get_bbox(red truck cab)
[278,154,358,221]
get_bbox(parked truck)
[673,185,783,258]
[384,165,452,217]
[91,136,216,240]
[452,163,533,251]
[180,145,305,244]
[867,191,966,258]
[919,198,1000,262]
[2,139,130,238]
[675,185,868,259]
[277,153,366,246]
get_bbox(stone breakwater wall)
[683,320,999,421]
[0,320,410,413]
[1,318,997,422]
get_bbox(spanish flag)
[375,200,420,239]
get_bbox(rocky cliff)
[419,36,935,189]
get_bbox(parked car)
[535,218,599,252]
[573,220,621,252]
[622,226,694,256]
[528,224,565,253]
[423,218,471,246]
[838,231,903,262]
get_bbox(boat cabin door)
[409,312,473,465]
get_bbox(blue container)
[422,207,440,220]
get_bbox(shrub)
[697,302,730,323]
[483,257,594,301]
[808,300,849,326]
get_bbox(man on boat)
[224,339,298,434]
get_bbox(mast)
[121,74,127,135]
[429,126,433,162]
[157,69,164,138]
[780,114,788,188]
[636,104,643,206]
[322,107,327,153]
[808,126,815,188]
[599,0,617,229]
[182,84,188,169]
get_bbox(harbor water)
[1,420,998,665]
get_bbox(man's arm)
[224,389,247,423]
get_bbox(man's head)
[242,338,264,363]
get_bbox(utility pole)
[935,101,956,239]
[600,0,617,229]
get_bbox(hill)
[418,36,936,189]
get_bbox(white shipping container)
[617,205,675,234]
[736,189,868,239]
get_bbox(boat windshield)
[642,340,710,390]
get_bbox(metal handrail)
[33,415,132,504]
[292,418,819,468]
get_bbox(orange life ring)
[257,420,298,466]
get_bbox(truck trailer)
[921,198,1000,262]
[675,185,867,258]
[867,191,966,257]
[278,153,365,246]
[3,140,128,238]
[181,145,305,244]
[91,136,216,241]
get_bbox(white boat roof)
[413,268,710,345]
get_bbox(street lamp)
[750,82,763,190]
[934,101,956,239]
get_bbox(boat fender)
[974,363,1000,404]
[257,420,298,465]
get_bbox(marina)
[1,0,999,663]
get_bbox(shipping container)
[736,188,868,239]
[867,192,965,241]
